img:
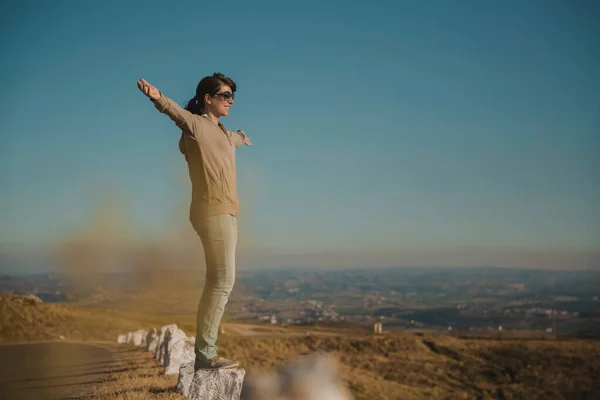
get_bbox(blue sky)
[1,0,599,271]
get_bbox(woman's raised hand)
[238,130,252,146]
[137,78,161,101]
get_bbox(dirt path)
[0,341,119,400]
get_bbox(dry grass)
[213,334,600,400]
[93,334,600,400]
[2,294,599,399]
[0,293,197,343]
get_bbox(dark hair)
[185,72,237,115]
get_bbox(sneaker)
[194,356,240,370]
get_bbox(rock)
[176,362,195,397]
[163,328,190,374]
[117,334,127,344]
[132,329,147,346]
[146,327,159,352]
[177,362,245,400]
[241,352,354,400]
[126,331,134,344]
[173,338,197,393]
[155,324,178,364]
[166,334,195,375]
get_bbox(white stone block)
[126,331,134,344]
[132,329,147,346]
[146,327,159,352]
[155,324,178,362]
[177,361,245,400]
[163,328,190,374]
[117,334,127,344]
[176,362,195,397]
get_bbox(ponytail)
[185,95,204,115]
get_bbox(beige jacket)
[152,94,246,218]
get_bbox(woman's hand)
[137,78,161,101]
[238,130,252,146]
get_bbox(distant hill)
[0,293,180,342]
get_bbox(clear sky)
[1,0,599,271]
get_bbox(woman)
[137,73,251,370]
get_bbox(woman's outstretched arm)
[137,78,195,131]
[229,129,253,148]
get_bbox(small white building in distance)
[372,321,383,334]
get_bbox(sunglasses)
[212,91,235,101]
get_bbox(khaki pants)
[191,214,237,360]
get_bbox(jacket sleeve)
[230,129,247,148]
[152,94,195,132]
[178,133,189,162]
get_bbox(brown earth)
[2,293,599,399]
